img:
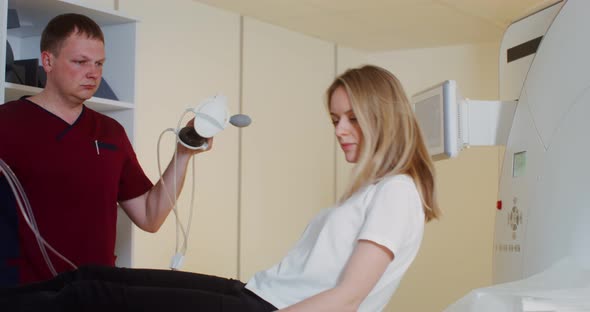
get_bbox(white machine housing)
[412,84,517,160]
[444,0,590,310]
[492,0,590,284]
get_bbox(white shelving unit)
[0,0,138,267]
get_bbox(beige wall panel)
[369,43,501,311]
[240,17,335,280]
[334,47,369,200]
[118,0,241,278]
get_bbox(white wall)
[71,0,115,11]
[370,42,500,100]
[117,0,337,281]
[334,47,368,199]
[370,43,501,311]
[102,1,500,310]
[240,17,336,280]
[118,0,241,278]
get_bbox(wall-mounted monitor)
[412,80,463,160]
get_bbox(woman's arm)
[279,239,393,312]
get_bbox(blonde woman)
[254,65,441,311]
[1,65,440,312]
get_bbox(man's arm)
[279,239,394,312]
[119,139,212,233]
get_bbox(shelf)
[5,0,137,105]
[4,82,134,112]
[7,0,136,38]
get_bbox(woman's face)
[330,86,363,163]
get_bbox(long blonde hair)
[327,65,441,222]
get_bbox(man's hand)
[177,117,214,155]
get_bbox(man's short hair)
[40,13,104,56]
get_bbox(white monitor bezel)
[412,80,460,159]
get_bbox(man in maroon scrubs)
[0,13,211,285]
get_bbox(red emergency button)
[497,200,502,210]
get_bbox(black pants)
[0,265,277,312]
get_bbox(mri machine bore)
[424,0,590,310]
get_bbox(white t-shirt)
[246,174,425,311]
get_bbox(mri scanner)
[415,0,590,310]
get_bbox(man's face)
[45,32,105,104]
